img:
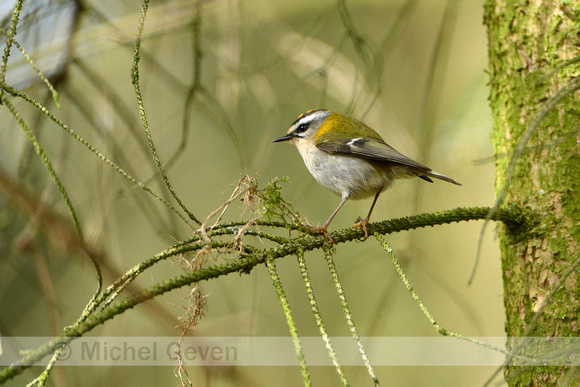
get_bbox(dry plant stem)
[210,182,246,229]
[198,178,256,243]
[196,178,258,268]
[173,355,192,387]
[173,285,205,387]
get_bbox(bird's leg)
[305,195,349,243]
[352,191,381,240]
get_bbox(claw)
[305,224,334,244]
[352,218,370,240]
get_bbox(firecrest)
[273,109,461,242]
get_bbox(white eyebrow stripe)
[297,116,315,126]
[296,111,323,125]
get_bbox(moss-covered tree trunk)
[484,1,579,385]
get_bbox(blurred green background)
[0,0,503,385]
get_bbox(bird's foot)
[304,223,334,244]
[352,217,370,240]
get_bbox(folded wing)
[317,137,431,173]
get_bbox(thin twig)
[131,0,201,226]
[297,249,348,386]
[323,245,380,386]
[265,258,311,386]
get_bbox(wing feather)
[316,137,431,173]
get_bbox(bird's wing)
[316,137,431,173]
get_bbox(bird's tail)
[420,170,462,186]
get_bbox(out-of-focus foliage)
[0,1,500,385]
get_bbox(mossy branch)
[0,204,535,383]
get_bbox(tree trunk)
[484,1,579,385]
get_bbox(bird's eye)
[295,123,308,133]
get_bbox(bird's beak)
[272,134,294,143]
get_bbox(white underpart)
[294,140,393,200]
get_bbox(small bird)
[273,109,461,242]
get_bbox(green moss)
[486,0,580,384]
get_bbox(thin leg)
[306,195,349,243]
[352,191,381,240]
